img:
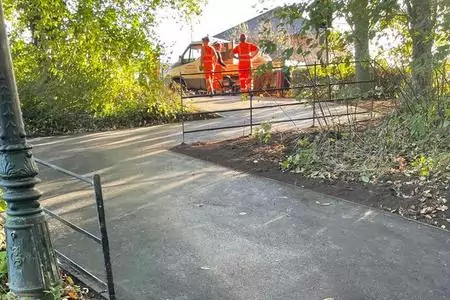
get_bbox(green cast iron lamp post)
[0,1,61,298]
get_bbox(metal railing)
[35,158,116,300]
[179,61,381,142]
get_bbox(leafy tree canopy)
[2,0,204,135]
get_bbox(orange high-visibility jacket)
[232,42,258,64]
[201,45,217,67]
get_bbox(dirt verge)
[172,130,449,230]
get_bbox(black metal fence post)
[370,61,376,124]
[249,90,253,135]
[93,175,116,300]
[180,73,185,144]
[313,63,317,127]
[325,26,332,103]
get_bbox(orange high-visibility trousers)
[213,64,223,90]
[238,60,251,92]
[204,63,214,93]
[202,45,216,93]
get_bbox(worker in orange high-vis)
[200,36,217,95]
[232,34,259,92]
[213,42,227,94]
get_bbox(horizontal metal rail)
[183,110,370,134]
[183,96,362,116]
[35,158,116,300]
[42,207,102,245]
[35,158,93,185]
[55,250,107,291]
[179,60,375,77]
[181,79,375,99]
[180,59,379,146]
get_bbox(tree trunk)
[351,0,371,94]
[406,0,434,104]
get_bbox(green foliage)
[297,137,311,148]
[0,190,5,213]
[240,93,249,102]
[259,0,449,100]
[281,134,320,173]
[253,121,272,144]
[281,146,318,174]
[0,252,6,281]
[287,60,362,101]
[308,0,334,30]
[44,285,63,300]
[372,61,405,98]
[0,292,18,300]
[254,61,274,77]
[282,98,449,182]
[281,52,450,179]
[411,155,434,177]
[4,0,203,136]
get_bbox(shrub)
[253,121,272,144]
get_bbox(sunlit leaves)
[259,39,277,55]
[282,48,294,60]
[4,0,203,133]
[308,0,334,30]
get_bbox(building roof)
[189,37,230,45]
[213,7,304,40]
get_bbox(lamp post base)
[5,211,61,299]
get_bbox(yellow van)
[167,38,273,93]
